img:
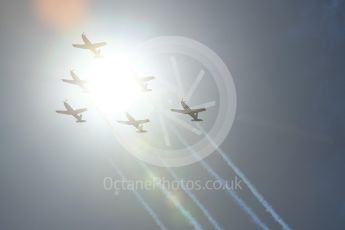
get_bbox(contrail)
[84,95,203,230]
[169,125,269,230]
[197,124,291,230]
[109,160,168,230]
[140,162,204,230]
[162,161,224,230]
[86,92,269,229]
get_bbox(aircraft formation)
[56,33,207,133]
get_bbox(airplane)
[117,113,150,133]
[171,100,206,121]
[56,101,88,123]
[72,33,107,58]
[62,70,89,91]
[137,76,155,92]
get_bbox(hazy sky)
[1,0,345,229]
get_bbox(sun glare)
[85,53,141,116]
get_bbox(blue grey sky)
[1,0,345,229]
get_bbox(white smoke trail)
[109,160,168,230]
[170,126,270,230]
[84,95,203,230]
[197,124,291,230]
[140,162,204,230]
[163,163,224,230]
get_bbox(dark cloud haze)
[0,0,345,229]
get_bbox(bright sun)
[85,53,141,116]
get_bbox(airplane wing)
[91,42,107,48]
[72,44,88,49]
[74,108,88,114]
[136,119,150,124]
[56,110,72,115]
[79,80,89,85]
[117,121,132,125]
[190,108,206,113]
[171,109,189,114]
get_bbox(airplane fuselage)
[63,102,85,122]
[62,71,88,91]
[117,113,149,132]
[181,101,192,113]
[82,34,91,45]
[73,33,106,58]
[64,102,73,112]
[82,34,100,56]
[171,101,206,121]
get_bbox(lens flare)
[34,0,86,30]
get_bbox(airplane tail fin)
[136,129,147,133]
[137,124,147,133]
[95,50,103,58]
[76,114,86,123]
[142,87,152,92]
